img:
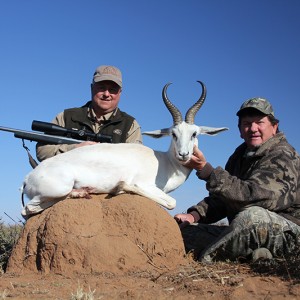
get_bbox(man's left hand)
[184,145,207,171]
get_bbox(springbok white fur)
[21,81,228,218]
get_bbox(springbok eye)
[172,132,177,141]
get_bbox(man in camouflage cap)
[175,97,300,262]
[36,65,142,161]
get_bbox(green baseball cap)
[236,97,274,117]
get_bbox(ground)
[1,194,299,299]
[1,262,300,299]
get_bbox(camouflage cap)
[92,65,122,87]
[236,97,274,117]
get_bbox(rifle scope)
[31,120,112,143]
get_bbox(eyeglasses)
[93,83,121,94]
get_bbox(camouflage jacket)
[188,132,300,225]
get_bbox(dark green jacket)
[188,133,300,225]
[64,101,135,143]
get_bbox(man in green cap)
[36,65,142,161]
[175,97,300,262]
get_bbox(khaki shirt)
[36,107,142,161]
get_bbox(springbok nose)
[179,151,189,160]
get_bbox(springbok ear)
[198,126,229,136]
[142,128,171,139]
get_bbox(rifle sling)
[22,140,38,169]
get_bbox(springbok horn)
[185,81,207,124]
[162,83,182,125]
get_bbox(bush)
[0,218,23,273]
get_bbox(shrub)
[0,218,23,273]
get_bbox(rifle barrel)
[0,126,81,145]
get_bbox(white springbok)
[21,81,228,218]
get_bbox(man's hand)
[75,141,98,148]
[184,145,207,171]
[174,213,195,229]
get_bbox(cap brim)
[93,75,122,87]
[236,107,273,116]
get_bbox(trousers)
[181,206,300,261]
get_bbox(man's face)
[239,114,278,149]
[91,80,122,115]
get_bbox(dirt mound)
[7,194,186,276]
[3,194,300,299]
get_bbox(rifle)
[0,121,113,168]
[0,120,113,144]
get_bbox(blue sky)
[1,0,299,224]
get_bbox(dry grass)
[0,289,8,300]
[150,250,300,290]
[70,285,96,300]
[250,251,300,283]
